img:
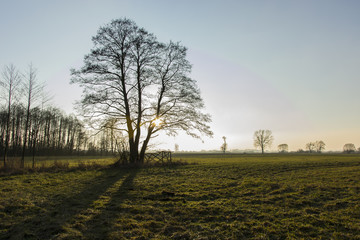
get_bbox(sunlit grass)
[0,155,117,170]
[1,154,359,239]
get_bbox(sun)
[153,118,162,126]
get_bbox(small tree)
[315,140,326,153]
[278,144,288,153]
[253,129,274,154]
[174,143,179,152]
[305,142,316,153]
[220,136,227,154]
[343,143,356,153]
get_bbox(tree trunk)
[139,142,148,164]
[139,126,154,164]
[3,95,11,168]
[128,139,139,164]
[21,106,31,168]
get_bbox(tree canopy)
[343,143,356,153]
[278,143,288,153]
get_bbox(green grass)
[1,154,360,239]
[0,155,117,171]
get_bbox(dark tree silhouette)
[21,64,45,168]
[253,129,273,154]
[0,64,22,167]
[71,18,212,164]
[305,142,316,153]
[220,136,227,154]
[315,140,325,153]
[305,140,325,153]
[343,143,356,153]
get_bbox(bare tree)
[71,18,212,164]
[315,140,325,153]
[343,143,356,153]
[0,64,22,167]
[220,136,227,154]
[20,64,44,167]
[305,141,325,153]
[278,143,288,153]
[305,142,316,153]
[253,129,274,154]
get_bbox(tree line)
[0,64,126,168]
[221,129,359,154]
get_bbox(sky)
[1,0,360,152]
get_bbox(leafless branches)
[71,18,213,163]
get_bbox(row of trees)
[268,133,359,154]
[0,105,84,156]
[0,64,128,168]
[253,129,331,154]
[253,130,328,154]
[278,141,326,153]
[1,64,45,167]
[222,130,360,154]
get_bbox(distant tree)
[297,148,304,153]
[253,129,274,154]
[71,18,212,164]
[315,140,326,153]
[0,64,22,167]
[174,143,179,152]
[305,142,316,153]
[278,143,288,153]
[343,143,356,153]
[220,136,227,154]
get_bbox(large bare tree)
[253,129,274,154]
[71,18,212,163]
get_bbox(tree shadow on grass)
[77,164,192,239]
[4,167,139,240]
[76,169,140,239]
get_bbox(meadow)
[0,154,359,239]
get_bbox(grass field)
[0,154,359,239]
[0,155,117,170]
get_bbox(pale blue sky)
[1,0,360,151]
